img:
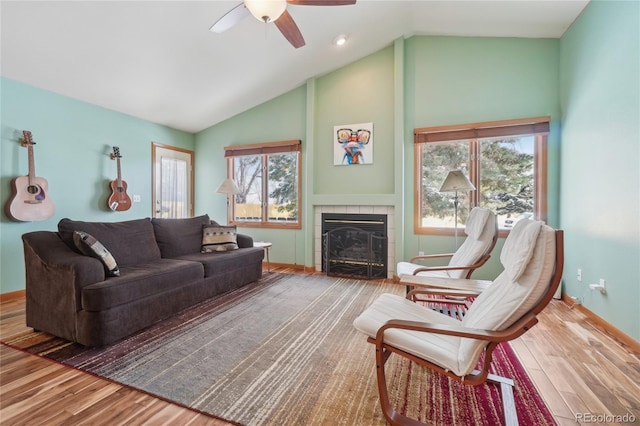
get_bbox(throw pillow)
[201,224,238,252]
[73,231,121,277]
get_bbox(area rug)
[4,273,556,426]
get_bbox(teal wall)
[559,0,640,339]
[403,36,561,280]
[0,77,194,293]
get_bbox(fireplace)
[322,213,388,279]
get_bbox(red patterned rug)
[4,273,556,425]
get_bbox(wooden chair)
[397,207,499,287]
[354,220,564,425]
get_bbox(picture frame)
[333,122,373,166]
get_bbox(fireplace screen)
[322,213,387,279]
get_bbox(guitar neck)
[116,157,123,186]
[27,144,36,185]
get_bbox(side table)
[253,241,273,272]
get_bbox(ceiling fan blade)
[210,2,250,33]
[287,0,356,5]
[274,10,305,48]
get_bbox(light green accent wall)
[403,36,561,280]
[559,0,640,340]
[0,77,194,293]
[314,46,395,195]
[194,86,307,266]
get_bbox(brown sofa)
[22,215,264,346]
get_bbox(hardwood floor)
[2,267,639,425]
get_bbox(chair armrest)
[409,253,455,263]
[411,264,478,275]
[406,287,482,300]
[375,312,539,344]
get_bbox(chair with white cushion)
[354,219,564,425]
[397,207,498,284]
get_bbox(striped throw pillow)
[73,231,120,277]
[201,224,238,252]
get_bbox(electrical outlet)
[577,269,582,282]
[133,194,141,203]
[599,278,606,289]
[418,251,424,256]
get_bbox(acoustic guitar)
[107,146,131,212]
[107,146,132,211]
[5,131,55,222]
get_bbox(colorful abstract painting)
[333,122,373,166]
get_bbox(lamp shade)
[245,0,287,23]
[439,170,476,192]
[216,178,240,196]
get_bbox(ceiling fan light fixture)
[245,0,287,23]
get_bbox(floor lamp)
[216,178,240,224]
[439,170,475,249]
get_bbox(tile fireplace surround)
[314,205,395,278]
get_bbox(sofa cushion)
[201,224,238,252]
[176,246,264,278]
[151,214,210,258]
[59,218,161,268]
[73,231,120,277]
[81,259,204,311]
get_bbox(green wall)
[403,36,561,279]
[314,46,395,195]
[194,86,307,266]
[559,0,640,339]
[0,77,194,293]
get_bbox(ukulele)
[107,146,132,211]
[5,131,55,222]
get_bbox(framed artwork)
[333,122,373,166]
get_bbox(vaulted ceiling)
[1,1,589,133]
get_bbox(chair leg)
[375,349,520,426]
[375,344,426,426]
[485,372,519,426]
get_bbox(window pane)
[160,157,188,218]
[233,155,262,222]
[267,153,298,223]
[420,141,472,228]
[478,136,535,229]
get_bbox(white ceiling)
[1,0,589,133]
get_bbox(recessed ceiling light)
[333,35,347,46]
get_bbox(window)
[414,117,549,234]
[224,140,301,228]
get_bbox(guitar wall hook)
[5,130,55,222]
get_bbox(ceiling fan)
[210,0,356,49]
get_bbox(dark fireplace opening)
[322,213,388,279]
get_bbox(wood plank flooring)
[2,267,639,425]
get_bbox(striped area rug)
[5,273,555,425]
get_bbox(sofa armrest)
[236,233,254,249]
[22,231,106,342]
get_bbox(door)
[152,143,194,218]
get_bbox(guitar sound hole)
[116,187,124,193]
[27,185,40,194]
